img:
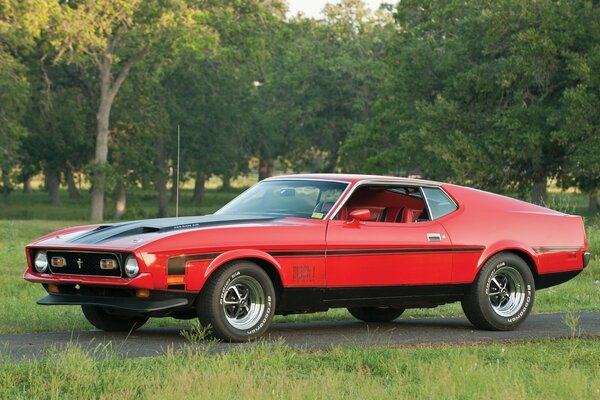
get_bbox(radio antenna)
[176,124,181,218]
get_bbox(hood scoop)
[66,214,278,245]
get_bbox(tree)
[254,1,392,175]
[20,55,95,205]
[0,1,42,193]
[556,41,600,211]
[0,50,29,193]
[342,0,597,204]
[109,64,171,218]
[49,0,214,220]
[162,0,286,190]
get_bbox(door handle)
[427,233,442,242]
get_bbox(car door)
[325,217,453,287]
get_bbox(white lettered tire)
[462,252,535,331]
[197,261,275,342]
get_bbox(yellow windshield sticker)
[311,212,324,219]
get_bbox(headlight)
[124,256,140,278]
[34,251,49,273]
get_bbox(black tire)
[197,261,276,342]
[81,305,148,332]
[462,252,535,331]
[347,306,405,322]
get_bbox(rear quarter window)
[422,187,457,219]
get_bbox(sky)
[286,0,386,19]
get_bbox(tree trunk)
[324,148,339,173]
[531,178,547,205]
[90,62,113,221]
[114,183,126,220]
[47,169,61,206]
[43,172,49,192]
[258,158,273,181]
[23,176,32,193]
[156,135,169,218]
[192,174,206,203]
[221,174,231,190]
[65,167,79,199]
[589,191,598,213]
[157,175,169,218]
[1,169,11,195]
[170,174,178,202]
[90,51,144,221]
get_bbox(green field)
[1,339,599,399]
[1,189,599,400]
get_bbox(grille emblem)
[77,258,83,269]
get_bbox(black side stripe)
[532,246,584,253]
[269,247,484,257]
[268,251,326,257]
[167,246,485,272]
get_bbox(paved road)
[2,312,599,360]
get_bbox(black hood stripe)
[66,215,280,245]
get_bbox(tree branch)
[109,49,147,97]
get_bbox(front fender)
[204,249,284,279]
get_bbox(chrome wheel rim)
[221,275,265,330]
[487,266,526,317]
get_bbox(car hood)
[32,215,282,249]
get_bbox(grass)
[0,188,243,220]
[0,338,599,399]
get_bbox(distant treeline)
[0,0,598,220]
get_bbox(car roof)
[265,173,443,187]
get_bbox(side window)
[422,187,457,219]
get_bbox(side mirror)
[349,209,371,222]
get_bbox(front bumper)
[38,293,192,312]
[36,286,197,313]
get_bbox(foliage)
[0,49,29,181]
[342,0,600,203]
[0,0,599,216]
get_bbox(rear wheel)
[81,305,148,332]
[197,261,276,342]
[347,306,405,322]
[462,252,535,331]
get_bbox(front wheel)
[81,305,148,332]
[347,306,405,322]
[462,252,535,331]
[197,261,276,342]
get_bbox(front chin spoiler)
[37,293,191,313]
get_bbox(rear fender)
[477,241,539,276]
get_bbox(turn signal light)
[51,257,66,267]
[100,259,117,270]
[47,284,60,294]
[135,289,150,298]
[167,276,185,284]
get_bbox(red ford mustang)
[24,174,590,341]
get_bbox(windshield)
[216,179,348,220]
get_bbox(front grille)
[46,250,123,277]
